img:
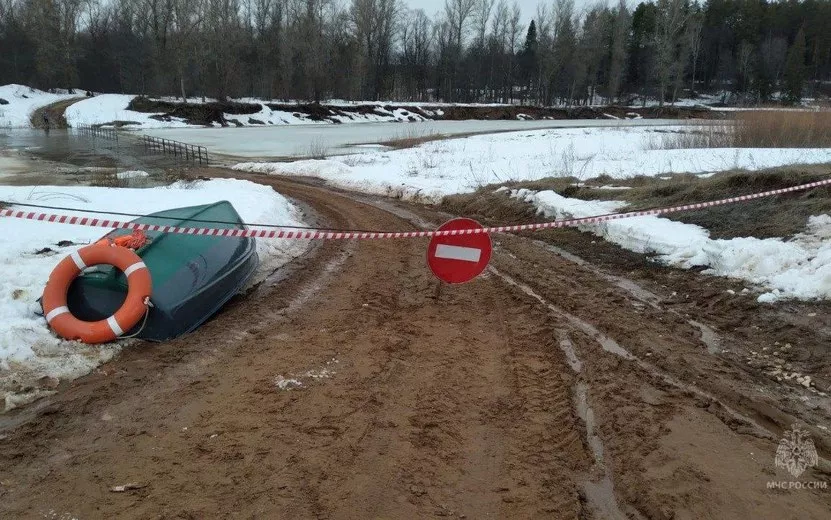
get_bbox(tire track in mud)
[485,233,831,519]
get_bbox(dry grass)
[378,126,444,149]
[441,190,542,226]
[304,140,329,159]
[89,171,127,188]
[161,168,210,186]
[652,110,831,149]
[734,110,831,147]
[443,164,831,240]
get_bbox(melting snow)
[0,179,309,411]
[511,188,831,302]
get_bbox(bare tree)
[606,0,629,103]
[654,0,689,106]
[4,0,829,107]
[350,0,400,100]
[444,0,475,50]
[505,0,520,103]
[400,8,432,100]
[552,0,576,104]
[472,0,494,47]
[489,0,508,102]
[535,2,552,105]
[687,9,702,95]
[172,0,205,100]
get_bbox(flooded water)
[0,129,180,186]
[0,129,111,165]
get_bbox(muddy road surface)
[1,172,829,519]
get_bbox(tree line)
[1,0,829,106]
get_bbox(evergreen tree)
[520,20,538,93]
[784,27,807,104]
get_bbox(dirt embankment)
[127,96,262,126]
[127,96,723,126]
[425,104,718,120]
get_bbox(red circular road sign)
[427,218,492,284]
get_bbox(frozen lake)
[140,119,706,158]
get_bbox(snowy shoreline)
[0,178,309,412]
[232,126,831,200]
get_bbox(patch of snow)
[233,126,831,200]
[513,188,628,219]
[274,376,303,390]
[0,179,309,411]
[0,84,80,128]
[65,94,192,128]
[273,357,338,390]
[594,185,633,190]
[115,170,150,180]
[513,189,831,302]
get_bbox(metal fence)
[142,135,209,165]
[77,124,119,142]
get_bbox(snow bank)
[233,127,831,199]
[0,179,308,411]
[64,94,192,128]
[225,104,426,126]
[0,84,80,128]
[511,188,831,302]
[65,94,428,129]
[233,160,353,178]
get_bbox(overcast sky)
[404,0,621,25]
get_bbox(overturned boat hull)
[63,201,258,341]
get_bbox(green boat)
[61,201,259,341]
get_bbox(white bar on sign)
[435,244,481,263]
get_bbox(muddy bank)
[127,96,724,127]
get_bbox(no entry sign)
[427,218,492,284]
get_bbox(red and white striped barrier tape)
[2,178,829,239]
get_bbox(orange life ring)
[41,243,153,344]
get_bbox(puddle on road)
[576,382,631,520]
[575,382,605,464]
[689,320,722,354]
[558,331,582,373]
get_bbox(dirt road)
[1,172,829,519]
[31,98,84,130]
